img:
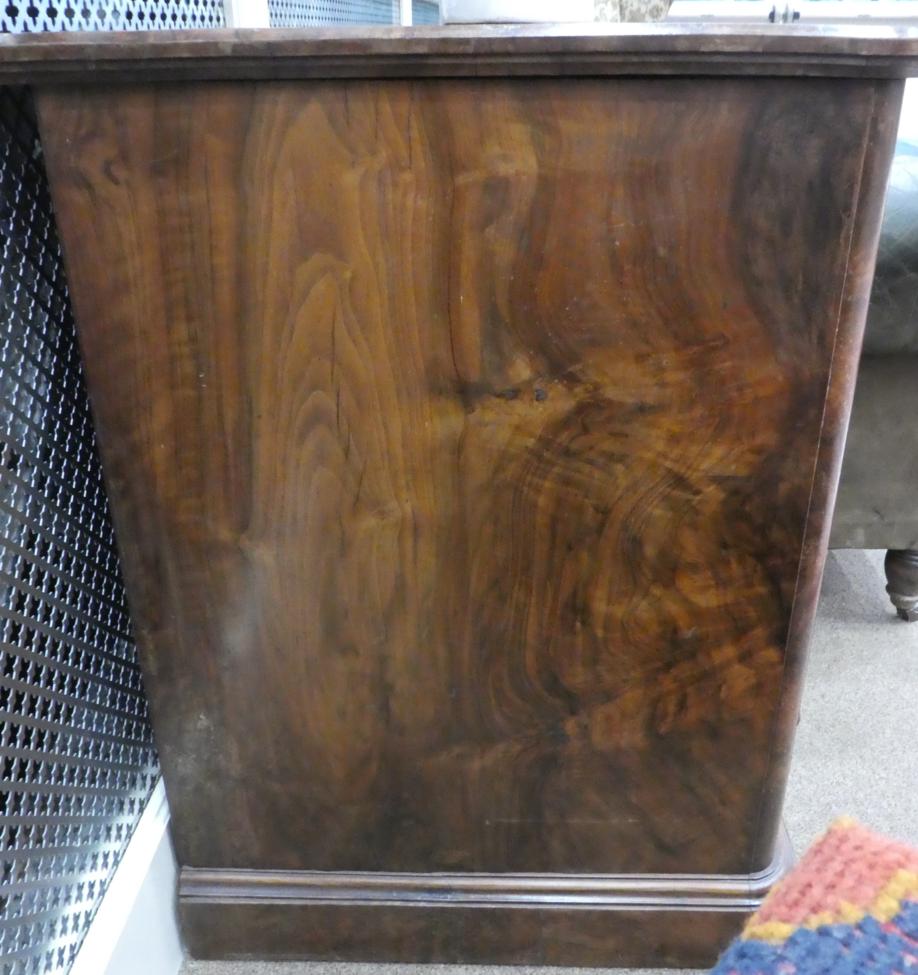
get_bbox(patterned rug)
[712,820,918,974]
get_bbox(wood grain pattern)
[34,68,901,962]
[10,24,918,85]
[180,900,747,967]
[748,86,902,868]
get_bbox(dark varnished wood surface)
[9,25,918,84]
[177,826,795,964]
[747,85,902,868]
[35,66,901,961]
[181,901,747,967]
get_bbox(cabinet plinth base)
[180,831,793,967]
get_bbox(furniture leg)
[885,549,918,620]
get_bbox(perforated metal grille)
[0,88,160,975]
[1,0,223,33]
[268,0,397,27]
[412,0,438,22]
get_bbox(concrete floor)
[181,549,918,975]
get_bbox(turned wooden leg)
[884,549,918,621]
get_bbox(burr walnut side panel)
[37,76,887,877]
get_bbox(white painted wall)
[71,780,183,975]
[102,832,183,975]
[223,0,270,27]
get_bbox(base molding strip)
[179,827,793,966]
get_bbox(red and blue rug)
[712,820,918,975]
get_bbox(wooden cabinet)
[6,24,915,966]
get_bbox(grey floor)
[181,549,918,975]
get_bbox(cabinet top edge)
[7,24,918,83]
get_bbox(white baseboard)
[71,778,183,975]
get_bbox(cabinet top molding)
[5,24,918,83]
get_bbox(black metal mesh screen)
[0,86,161,975]
[1,0,223,32]
[268,0,397,26]
[266,1,442,39]
[412,0,438,23]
